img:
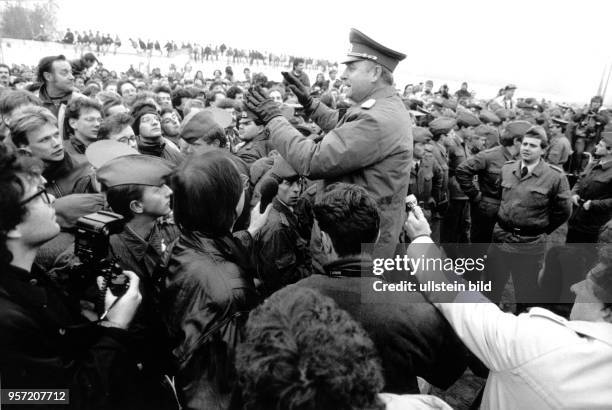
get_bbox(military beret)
[601,131,612,147]
[473,124,499,139]
[97,154,174,188]
[429,116,457,135]
[204,107,233,128]
[502,120,534,140]
[270,156,298,180]
[342,28,406,72]
[413,126,433,143]
[457,111,481,127]
[85,140,139,169]
[479,109,501,125]
[180,110,224,143]
[495,108,515,121]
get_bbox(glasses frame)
[20,187,50,206]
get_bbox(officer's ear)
[129,199,144,215]
[68,117,78,131]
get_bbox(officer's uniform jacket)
[409,155,443,210]
[445,133,468,200]
[545,135,572,166]
[496,159,571,236]
[569,158,612,234]
[266,85,412,253]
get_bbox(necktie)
[521,166,528,178]
[415,162,420,173]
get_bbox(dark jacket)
[252,198,312,296]
[162,231,259,410]
[235,130,274,165]
[136,137,184,166]
[294,257,468,394]
[456,145,515,201]
[569,159,612,234]
[0,264,158,410]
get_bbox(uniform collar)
[514,158,544,177]
[273,198,296,219]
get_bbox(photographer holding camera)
[0,145,156,409]
[571,95,608,152]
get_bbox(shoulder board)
[504,159,518,164]
[360,99,376,109]
[548,163,564,173]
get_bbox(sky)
[55,0,612,103]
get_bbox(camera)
[71,211,130,311]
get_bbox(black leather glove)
[244,87,282,125]
[281,71,313,109]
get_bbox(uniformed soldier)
[456,121,524,244]
[245,28,411,258]
[485,126,571,311]
[564,137,591,187]
[545,118,572,167]
[252,156,312,297]
[567,132,612,244]
[405,127,443,242]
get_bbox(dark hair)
[116,79,136,96]
[0,90,42,116]
[171,88,193,108]
[169,150,242,236]
[0,144,43,265]
[97,112,133,140]
[237,285,385,410]
[293,58,305,68]
[153,85,172,95]
[159,106,176,117]
[226,85,243,100]
[36,55,67,83]
[314,183,380,257]
[9,105,57,147]
[524,125,548,149]
[63,96,102,137]
[102,98,125,117]
[105,184,145,222]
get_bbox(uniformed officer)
[252,156,312,297]
[456,121,525,244]
[406,127,443,242]
[245,28,411,258]
[485,126,571,311]
[545,118,572,167]
[567,131,612,244]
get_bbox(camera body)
[72,211,129,308]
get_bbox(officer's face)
[413,142,425,159]
[139,184,173,217]
[569,279,608,322]
[519,136,544,163]
[277,179,300,207]
[341,60,378,103]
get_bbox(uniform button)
[58,328,66,336]
[29,278,38,286]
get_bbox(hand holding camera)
[98,270,142,329]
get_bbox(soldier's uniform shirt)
[456,145,514,202]
[569,158,612,235]
[445,133,468,200]
[252,198,312,297]
[409,156,443,210]
[545,134,572,166]
[267,85,412,255]
[496,159,571,240]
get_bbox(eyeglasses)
[82,116,102,123]
[161,116,178,125]
[140,115,160,124]
[20,188,51,206]
[117,136,136,145]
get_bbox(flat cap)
[97,154,174,188]
[479,109,501,125]
[180,110,225,143]
[429,116,457,135]
[413,126,433,143]
[86,140,139,169]
[342,28,406,72]
[457,111,481,127]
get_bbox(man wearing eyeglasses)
[0,145,166,409]
[97,112,137,149]
[131,101,183,166]
[63,96,103,164]
[485,126,571,312]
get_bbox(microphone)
[259,178,279,213]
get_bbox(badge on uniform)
[361,99,376,109]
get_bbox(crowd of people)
[0,27,611,410]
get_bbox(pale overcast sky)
[55,0,612,103]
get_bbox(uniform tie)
[521,166,528,178]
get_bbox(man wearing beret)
[245,28,411,258]
[485,126,571,312]
[456,122,523,246]
[567,132,612,245]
